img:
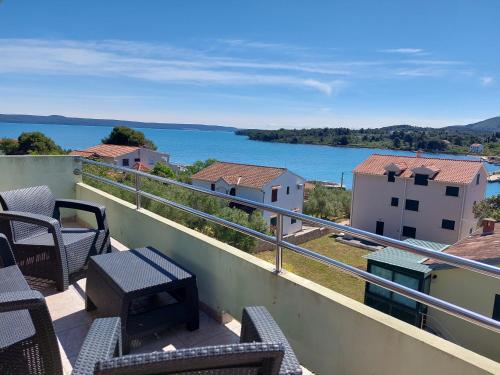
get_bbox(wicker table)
[85,246,199,353]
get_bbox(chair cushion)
[17,227,106,274]
[0,266,35,349]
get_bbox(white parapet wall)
[76,182,500,375]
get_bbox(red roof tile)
[71,144,139,158]
[353,154,484,184]
[132,162,151,172]
[425,226,500,266]
[192,161,286,189]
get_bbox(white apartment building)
[469,143,484,154]
[70,144,170,171]
[350,153,487,244]
[192,161,305,235]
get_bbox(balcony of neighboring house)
[0,155,499,375]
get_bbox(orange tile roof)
[425,226,500,266]
[132,162,151,172]
[353,154,484,184]
[192,161,286,189]
[69,150,95,157]
[71,144,139,158]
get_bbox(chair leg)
[186,278,199,331]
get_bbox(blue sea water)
[1,122,499,197]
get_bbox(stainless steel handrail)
[80,158,500,279]
[78,158,500,333]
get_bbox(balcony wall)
[0,156,498,374]
[75,182,499,375]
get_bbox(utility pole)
[340,172,344,188]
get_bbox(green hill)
[446,116,500,132]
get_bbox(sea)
[1,122,499,197]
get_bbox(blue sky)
[0,0,499,129]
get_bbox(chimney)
[481,218,496,235]
[416,150,423,158]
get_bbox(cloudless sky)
[0,0,499,128]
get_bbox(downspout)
[349,173,356,226]
[458,183,467,241]
[399,178,408,240]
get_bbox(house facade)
[70,144,170,171]
[191,161,305,235]
[351,153,487,244]
[469,143,484,153]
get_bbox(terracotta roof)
[425,226,500,267]
[191,161,286,189]
[353,154,484,184]
[69,150,95,157]
[132,162,151,172]
[71,144,139,158]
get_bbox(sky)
[0,0,499,129]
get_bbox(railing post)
[135,173,141,209]
[274,214,283,273]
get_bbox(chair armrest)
[55,199,108,231]
[0,233,16,267]
[72,317,122,375]
[0,211,69,290]
[0,290,46,313]
[95,342,284,374]
[241,306,302,375]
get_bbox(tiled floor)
[28,239,240,374]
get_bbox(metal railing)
[78,158,500,334]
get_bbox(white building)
[469,143,484,154]
[70,144,170,171]
[350,153,487,244]
[192,161,305,235]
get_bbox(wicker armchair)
[0,185,111,290]
[0,234,63,375]
[72,306,302,375]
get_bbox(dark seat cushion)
[0,266,35,349]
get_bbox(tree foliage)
[304,185,351,220]
[473,195,500,222]
[237,126,500,155]
[82,159,268,252]
[102,126,157,150]
[0,132,65,155]
[151,162,176,179]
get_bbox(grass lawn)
[255,234,370,302]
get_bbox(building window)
[493,295,500,321]
[286,186,290,195]
[291,218,297,224]
[387,171,396,182]
[270,216,277,226]
[441,219,455,230]
[402,226,416,238]
[391,197,399,207]
[271,188,278,202]
[210,183,215,191]
[414,174,428,186]
[122,159,129,167]
[445,186,459,197]
[134,158,140,162]
[376,221,384,235]
[476,174,480,185]
[405,199,419,211]
[229,188,236,196]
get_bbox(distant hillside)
[445,116,500,133]
[0,114,237,132]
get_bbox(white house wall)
[350,172,486,244]
[192,170,305,235]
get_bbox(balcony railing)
[78,158,500,334]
